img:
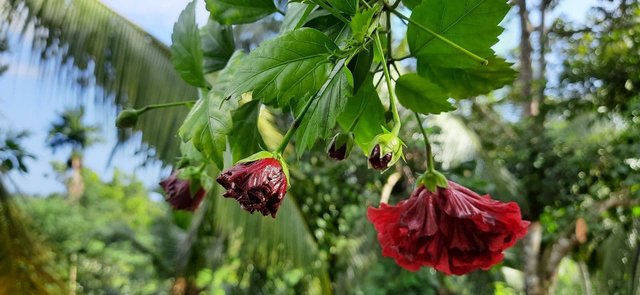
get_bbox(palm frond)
[0,0,197,162]
[0,179,65,294]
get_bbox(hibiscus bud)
[367,181,530,275]
[115,109,141,128]
[159,170,206,212]
[216,152,288,218]
[327,132,354,160]
[368,132,404,170]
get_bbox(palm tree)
[47,106,99,203]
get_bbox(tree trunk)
[517,0,534,116]
[523,221,542,295]
[69,253,77,295]
[67,155,84,204]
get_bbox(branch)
[380,171,403,204]
[541,190,639,286]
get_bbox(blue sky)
[0,0,597,195]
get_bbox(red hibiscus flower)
[159,171,206,212]
[367,181,529,275]
[216,157,288,218]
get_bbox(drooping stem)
[390,9,488,66]
[373,31,401,135]
[139,100,197,113]
[414,112,435,172]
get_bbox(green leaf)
[295,66,354,155]
[395,73,455,115]
[350,7,377,43]
[280,3,317,34]
[417,56,517,98]
[402,0,422,9]
[347,43,374,93]
[407,0,510,68]
[179,52,245,169]
[200,18,235,73]
[225,28,338,107]
[327,0,357,15]
[179,95,233,169]
[338,75,386,152]
[171,0,206,88]
[205,0,277,25]
[305,14,351,47]
[229,101,266,162]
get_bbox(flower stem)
[274,56,354,155]
[373,31,401,135]
[275,94,316,155]
[414,112,435,172]
[389,9,488,66]
[309,0,350,24]
[139,100,196,113]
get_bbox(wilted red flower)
[216,157,288,218]
[367,181,529,275]
[159,171,206,212]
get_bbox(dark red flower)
[159,171,206,212]
[368,144,392,170]
[216,158,288,218]
[327,132,354,161]
[367,181,529,275]
[328,144,348,160]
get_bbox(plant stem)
[373,31,401,134]
[414,112,435,172]
[275,56,353,154]
[390,9,489,66]
[309,0,350,23]
[139,100,196,113]
[275,94,316,155]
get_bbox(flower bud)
[327,132,354,161]
[115,109,140,128]
[159,170,206,211]
[368,132,404,170]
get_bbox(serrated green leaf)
[350,7,376,43]
[205,0,277,25]
[407,0,509,68]
[200,18,235,73]
[418,56,517,98]
[229,100,266,162]
[327,0,357,15]
[179,52,244,169]
[295,67,353,156]
[178,94,235,169]
[280,3,317,34]
[337,75,386,152]
[171,0,206,88]
[395,73,455,115]
[225,28,338,107]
